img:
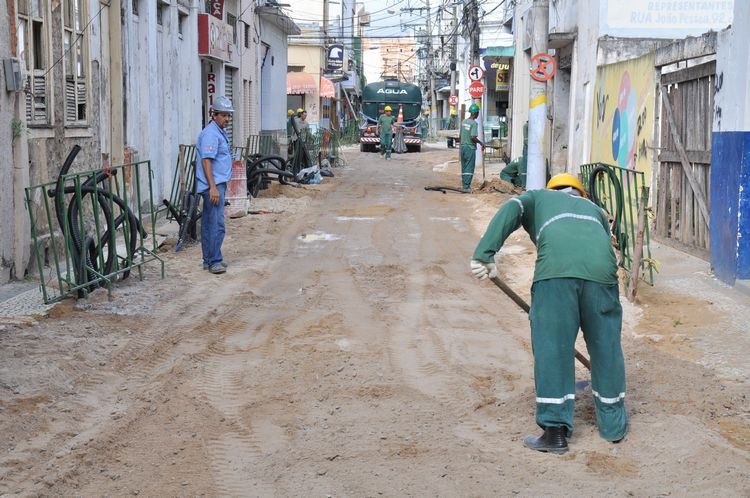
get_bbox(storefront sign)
[198,13,232,62]
[206,0,224,20]
[206,71,216,119]
[326,44,344,72]
[496,67,510,90]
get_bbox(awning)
[287,72,317,95]
[320,76,335,98]
[482,46,515,57]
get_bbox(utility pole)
[449,1,457,122]
[470,0,483,172]
[425,0,437,137]
[526,0,549,190]
[402,1,437,136]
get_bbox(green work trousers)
[460,145,476,189]
[380,131,392,158]
[529,278,627,441]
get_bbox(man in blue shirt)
[196,96,234,274]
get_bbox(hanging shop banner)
[326,44,345,72]
[198,13,232,61]
[206,0,224,19]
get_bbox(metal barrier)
[25,160,164,304]
[580,163,654,285]
[166,140,273,221]
[245,135,275,157]
[166,145,197,221]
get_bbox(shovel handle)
[489,276,591,371]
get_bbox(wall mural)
[591,52,655,182]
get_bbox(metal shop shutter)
[225,69,234,146]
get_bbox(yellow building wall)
[288,45,325,123]
[590,52,655,183]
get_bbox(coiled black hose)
[246,155,296,198]
[49,146,145,295]
[588,164,627,254]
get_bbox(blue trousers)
[200,182,226,267]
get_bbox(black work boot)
[523,426,569,454]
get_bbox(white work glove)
[470,259,497,280]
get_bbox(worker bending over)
[470,173,628,453]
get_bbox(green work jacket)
[473,189,617,284]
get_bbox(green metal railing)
[25,160,164,304]
[339,121,360,145]
[580,163,654,285]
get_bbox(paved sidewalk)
[0,217,179,322]
[635,241,750,381]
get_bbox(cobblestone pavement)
[0,287,53,320]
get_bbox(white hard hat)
[214,96,234,113]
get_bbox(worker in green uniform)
[379,106,395,160]
[459,104,484,193]
[470,173,627,454]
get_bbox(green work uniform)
[473,189,627,441]
[379,114,395,158]
[459,118,478,189]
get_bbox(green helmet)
[469,104,480,113]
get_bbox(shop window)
[63,0,88,124]
[18,0,50,125]
[178,10,188,37]
[227,13,237,45]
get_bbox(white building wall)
[715,3,750,133]
[509,1,532,159]
[566,0,600,174]
[240,0,261,137]
[260,22,291,132]
[123,0,201,200]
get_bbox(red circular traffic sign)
[468,81,485,98]
[530,53,557,81]
[449,95,458,106]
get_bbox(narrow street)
[1,145,749,496]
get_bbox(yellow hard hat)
[450,108,457,115]
[546,173,586,197]
[287,109,295,116]
[297,108,304,113]
[424,109,430,115]
[384,106,392,111]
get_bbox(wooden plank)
[683,80,704,150]
[658,150,711,164]
[657,162,669,236]
[661,91,711,225]
[660,60,716,86]
[684,163,694,246]
[671,163,680,238]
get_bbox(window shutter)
[65,76,77,122]
[76,79,87,120]
[25,73,48,123]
